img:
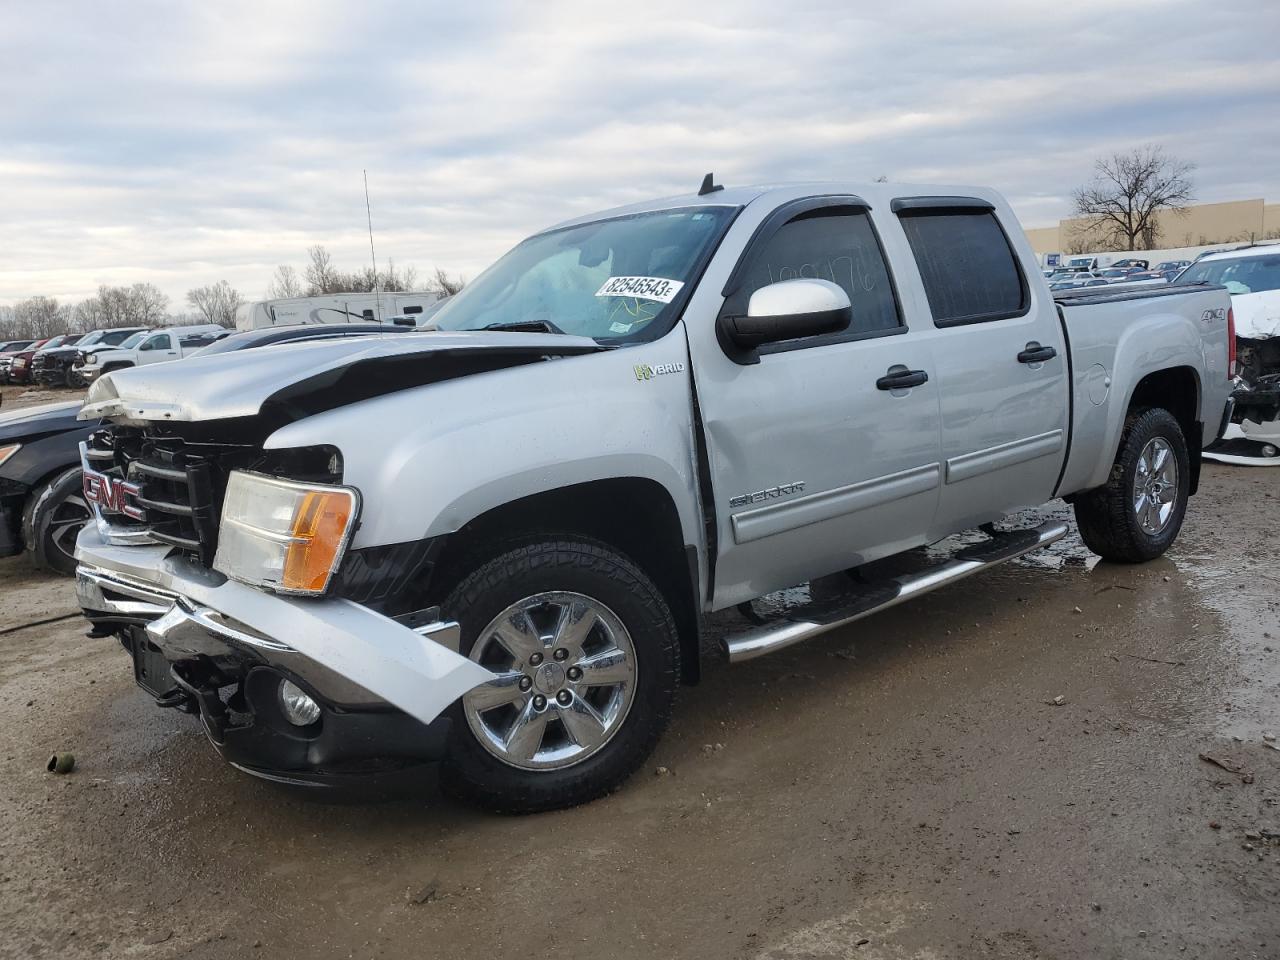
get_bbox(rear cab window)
[723,202,903,352]
[894,199,1028,326]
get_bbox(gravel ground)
[1,464,1277,959]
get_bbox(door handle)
[876,368,929,391]
[1017,342,1057,364]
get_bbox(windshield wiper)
[478,319,566,335]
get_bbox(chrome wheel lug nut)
[518,676,532,692]
[554,648,568,661]
[532,695,547,710]
[567,666,582,681]
[556,690,571,705]
[529,652,543,666]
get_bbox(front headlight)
[213,471,359,595]
[82,353,96,365]
[0,443,22,468]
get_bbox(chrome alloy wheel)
[1133,437,1179,535]
[46,491,93,566]
[462,591,638,771]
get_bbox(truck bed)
[1051,281,1221,306]
[1051,281,1232,498]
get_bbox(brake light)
[1227,307,1236,379]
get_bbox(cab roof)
[1195,242,1280,264]
[544,181,1009,233]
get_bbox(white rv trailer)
[235,291,441,331]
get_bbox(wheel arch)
[429,477,704,685]
[1124,365,1202,495]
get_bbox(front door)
[138,332,177,365]
[692,200,944,609]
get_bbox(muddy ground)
[1,464,1277,960]
[0,381,86,411]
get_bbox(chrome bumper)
[75,524,493,724]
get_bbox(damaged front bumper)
[74,525,493,783]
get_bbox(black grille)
[95,429,256,567]
[124,449,221,562]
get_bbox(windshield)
[433,206,737,341]
[40,335,68,349]
[100,329,140,346]
[1176,253,1280,296]
[77,330,106,346]
[116,331,147,350]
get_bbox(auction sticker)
[595,276,684,303]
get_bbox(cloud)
[1,0,1277,306]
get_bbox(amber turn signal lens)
[282,490,356,592]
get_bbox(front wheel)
[440,539,680,813]
[23,468,91,576]
[1074,407,1190,563]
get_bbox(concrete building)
[1025,198,1280,256]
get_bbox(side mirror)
[139,341,152,351]
[717,278,852,363]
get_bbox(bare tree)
[86,284,170,327]
[267,264,302,299]
[1071,145,1195,251]
[186,280,245,327]
[3,297,65,339]
[304,245,341,295]
[429,267,466,297]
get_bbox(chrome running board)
[724,520,1070,663]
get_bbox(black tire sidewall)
[24,468,87,576]
[440,539,679,812]
[1115,409,1190,559]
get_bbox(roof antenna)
[364,169,383,329]
[698,172,723,196]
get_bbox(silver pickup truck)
[73,181,1233,811]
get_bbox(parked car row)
[0,323,413,576]
[0,323,230,388]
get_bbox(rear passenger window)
[734,207,902,345]
[898,210,1028,325]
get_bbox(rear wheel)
[1073,407,1189,563]
[23,468,91,576]
[440,538,679,813]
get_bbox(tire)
[439,538,680,813]
[1073,407,1190,563]
[65,366,83,389]
[24,468,91,576]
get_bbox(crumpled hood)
[1232,289,1280,340]
[79,330,601,423]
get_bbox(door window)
[729,207,902,350]
[898,210,1028,326]
[143,333,171,351]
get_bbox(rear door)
[693,198,944,609]
[891,198,1069,538]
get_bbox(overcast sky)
[2,0,1277,308]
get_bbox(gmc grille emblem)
[83,468,145,521]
